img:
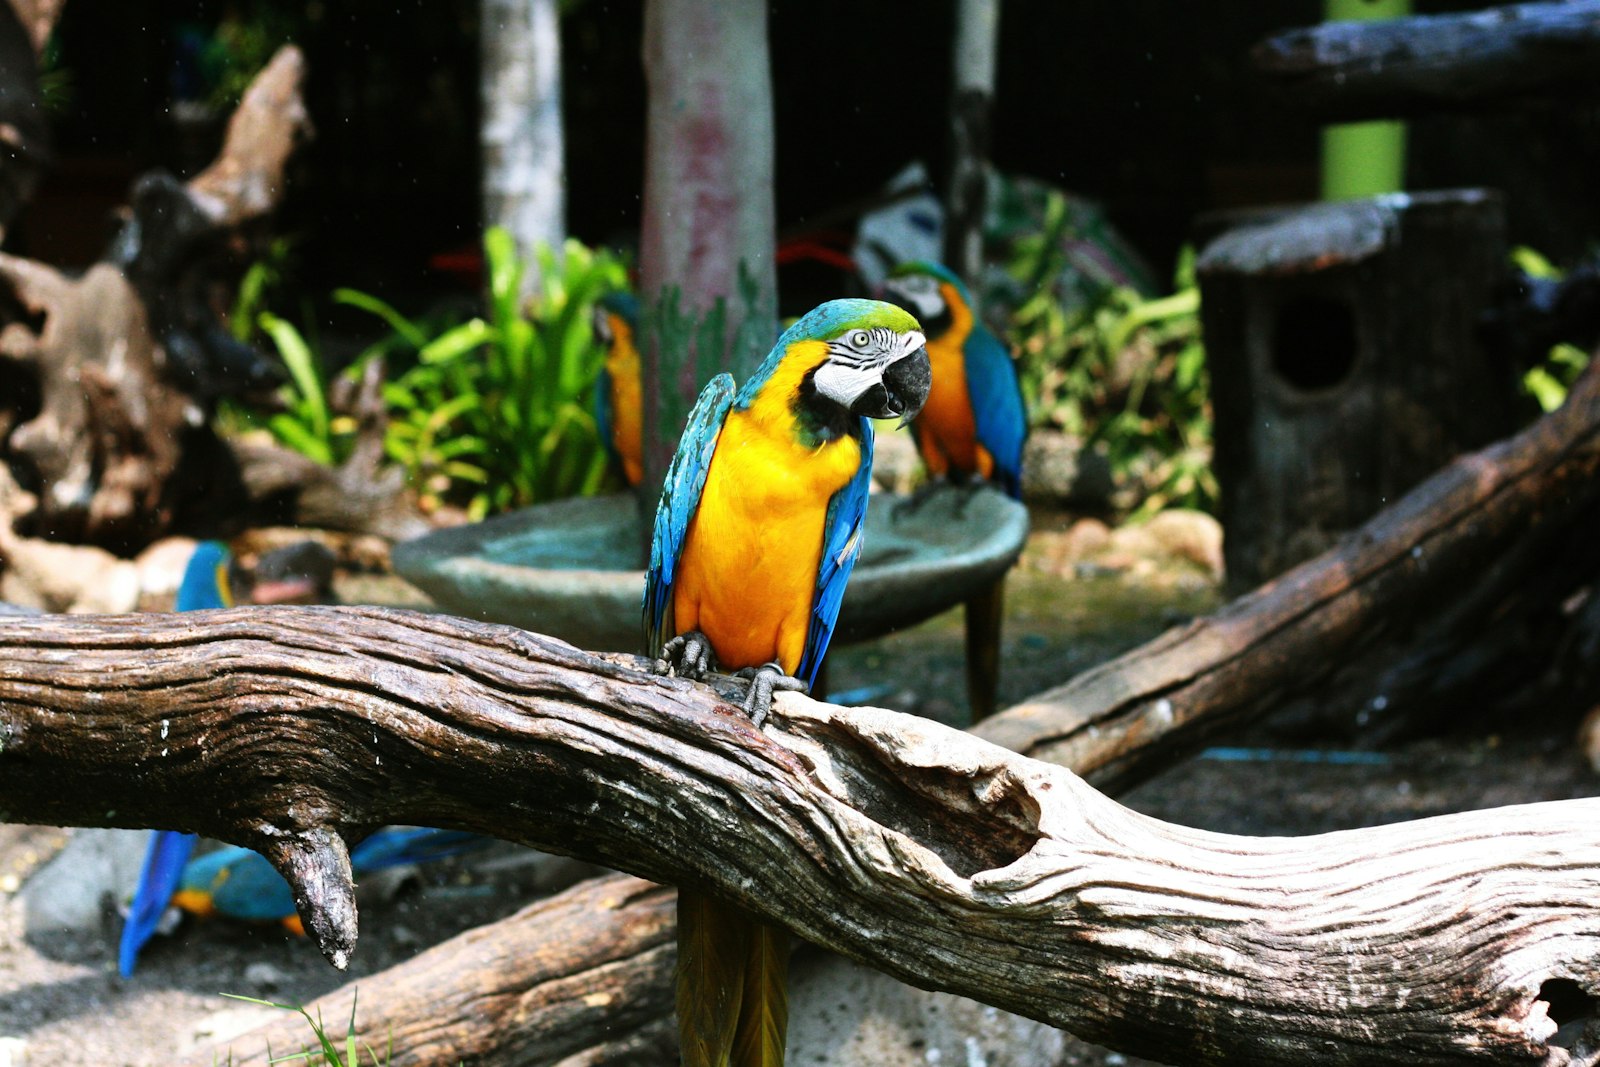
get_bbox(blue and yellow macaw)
[646,298,930,1066]
[592,291,644,487]
[119,543,485,975]
[165,827,485,935]
[881,261,1027,499]
[119,540,232,976]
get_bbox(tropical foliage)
[1008,229,1215,518]
[241,229,628,519]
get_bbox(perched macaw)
[118,540,232,977]
[881,261,1027,499]
[593,291,644,487]
[646,298,930,1066]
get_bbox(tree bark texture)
[1253,0,1600,122]
[973,352,1600,791]
[638,0,778,503]
[481,0,567,273]
[2,608,1599,1065]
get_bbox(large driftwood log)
[0,47,305,547]
[196,353,1600,1063]
[1253,0,1600,122]
[2,608,1599,1065]
[974,354,1600,790]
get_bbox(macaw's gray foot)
[953,479,985,518]
[892,479,947,519]
[734,661,808,728]
[656,631,717,680]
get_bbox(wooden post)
[637,0,778,509]
[942,0,1000,283]
[481,0,567,282]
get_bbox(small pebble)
[243,961,288,991]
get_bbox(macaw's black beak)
[850,347,932,426]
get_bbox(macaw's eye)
[851,331,871,348]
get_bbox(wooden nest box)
[1197,189,1517,591]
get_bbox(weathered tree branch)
[2,608,1598,1065]
[974,354,1600,791]
[1253,0,1600,122]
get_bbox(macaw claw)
[734,661,808,728]
[656,631,718,680]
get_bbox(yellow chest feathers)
[672,344,862,672]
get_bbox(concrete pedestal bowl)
[392,488,1028,707]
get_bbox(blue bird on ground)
[119,542,486,976]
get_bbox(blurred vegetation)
[1512,246,1594,414]
[1005,197,1215,518]
[229,229,629,520]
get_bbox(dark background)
[10,1,1600,314]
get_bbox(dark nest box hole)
[1271,295,1357,393]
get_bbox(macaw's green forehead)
[598,290,639,323]
[779,298,923,346]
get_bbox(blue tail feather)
[118,830,198,977]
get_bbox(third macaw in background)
[166,827,485,935]
[647,299,931,1066]
[119,541,486,976]
[592,291,644,487]
[118,540,231,976]
[881,261,1027,499]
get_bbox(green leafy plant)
[1009,239,1216,518]
[255,312,358,467]
[1511,246,1593,414]
[343,229,628,518]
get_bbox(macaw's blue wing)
[644,373,738,658]
[964,327,1027,499]
[798,419,874,686]
[118,830,198,976]
[594,364,617,467]
[348,827,487,871]
[120,540,234,975]
[178,829,489,930]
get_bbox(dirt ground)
[1,520,1596,1065]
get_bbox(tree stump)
[1197,189,1517,590]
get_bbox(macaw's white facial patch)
[884,274,946,321]
[813,329,927,408]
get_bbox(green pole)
[1320,0,1410,201]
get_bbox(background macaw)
[118,542,485,976]
[881,261,1027,499]
[592,291,644,487]
[646,298,930,1066]
[164,827,484,934]
[118,540,231,976]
